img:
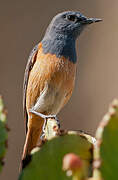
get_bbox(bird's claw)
[29,109,60,134]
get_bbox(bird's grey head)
[42,11,102,63]
[44,11,102,39]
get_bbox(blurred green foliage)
[0,96,8,172]
[94,99,118,180]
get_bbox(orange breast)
[26,44,77,115]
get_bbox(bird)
[22,11,102,161]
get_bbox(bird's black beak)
[82,17,102,24]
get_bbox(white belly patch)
[31,82,65,115]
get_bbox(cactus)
[18,99,118,180]
[19,129,93,180]
[93,99,118,180]
[0,96,8,172]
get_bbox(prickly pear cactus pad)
[19,132,93,180]
[0,96,8,172]
[94,99,118,180]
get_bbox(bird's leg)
[29,109,60,135]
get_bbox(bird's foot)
[29,109,60,134]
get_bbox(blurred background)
[0,0,117,179]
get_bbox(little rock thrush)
[22,11,102,161]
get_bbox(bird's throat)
[42,33,77,63]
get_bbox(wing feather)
[23,44,39,133]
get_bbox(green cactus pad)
[94,99,118,180]
[0,96,8,172]
[19,132,93,180]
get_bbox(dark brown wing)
[23,44,39,134]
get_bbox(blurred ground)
[0,0,118,179]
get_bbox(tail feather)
[22,115,44,161]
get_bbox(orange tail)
[22,115,44,161]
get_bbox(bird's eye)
[67,15,76,21]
